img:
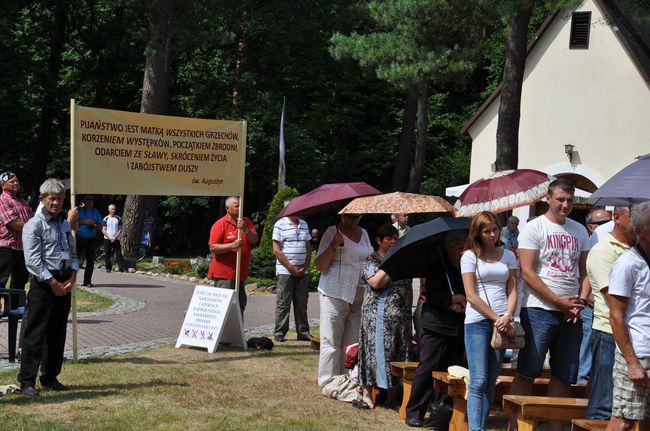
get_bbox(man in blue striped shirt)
[272,214,312,342]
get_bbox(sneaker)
[40,378,69,391]
[274,335,285,342]
[21,384,39,397]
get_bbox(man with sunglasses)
[72,195,103,287]
[0,171,33,308]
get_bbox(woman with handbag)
[460,211,519,431]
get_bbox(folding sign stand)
[175,285,247,352]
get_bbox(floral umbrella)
[454,169,554,217]
[338,192,454,215]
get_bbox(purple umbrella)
[590,153,650,206]
[278,182,381,217]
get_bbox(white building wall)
[467,0,650,186]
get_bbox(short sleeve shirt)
[608,248,650,357]
[461,249,518,323]
[518,215,590,311]
[272,217,310,275]
[0,191,33,250]
[208,215,256,280]
[587,233,630,333]
[76,207,104,239]
[103,215,122,239]
[316,225,372,304]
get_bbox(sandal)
[352,399,373,410]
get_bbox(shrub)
[249,186,299,279]
[164,260,191,275]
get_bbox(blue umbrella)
[380,216,471,281]
[590,154,650,206]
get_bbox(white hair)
[225,196,239,208]
[39,178,66,196]
[631,201,650,231]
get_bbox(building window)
[570,11,592,49]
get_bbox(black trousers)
[0,247,29,308]
[104,239,126,272]
[406,328,465,420]
[18,271,72,386]
[76,236,96,284]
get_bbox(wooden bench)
[389,362,553,422]
[503,395,588,431]
[572,419,639,431]
[499,362,552,378]
[390,362,419,419]
[432,373,587,431]
[310,335,320,351]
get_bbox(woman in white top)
[460,211,518,431]
[315,213,372,386]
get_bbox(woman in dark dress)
[358,224,412,409]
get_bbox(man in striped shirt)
[272,214,312,342]
[0,171,33,308]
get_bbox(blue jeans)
[578,306,593,381]
[517,307,581,384]
[586,329,615,419]
[465,319,505,431]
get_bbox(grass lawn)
[75,287,115,313]
[0,339,419,431]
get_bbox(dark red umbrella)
[454,169,554,217]
[278,182,381,217]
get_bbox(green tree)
[331,0,497,192]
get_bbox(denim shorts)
[517,307,582,384]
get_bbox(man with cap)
[0,171,33,308]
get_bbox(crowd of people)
[221,178,649,431]
[4,174,650,431]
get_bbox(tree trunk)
[495,1,534,171]
[121,0,174,262]
[407,83,428,193]
[390,91,417,192]
[29,0,70,198]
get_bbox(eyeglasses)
[591,219,610,226]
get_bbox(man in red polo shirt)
[208,196,258,317]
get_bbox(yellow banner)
[72,105,246,196]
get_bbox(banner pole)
[70,99,78,362]
[233,121,247,308]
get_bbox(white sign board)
[175,285,247,352]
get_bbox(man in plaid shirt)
[0,171,33,308]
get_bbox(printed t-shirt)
[518,215,590,311]
[272,217,310,276]
[608,247,650,357]
[461,249,518,323]
[587,232,630,333]
[208,215,256,280]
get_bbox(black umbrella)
[380,216,472,281]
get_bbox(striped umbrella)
[454,169,554,217]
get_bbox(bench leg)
[9,315,17,363]
[517,417,537,431]
[449,397,468,431]
[400,379,412,420]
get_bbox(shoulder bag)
[475,259,525,350]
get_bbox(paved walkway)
[0,270,321,371]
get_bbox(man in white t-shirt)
[272,214,312,342]
[101,204,127,273]
[509,178,591,431]
[607,201,650,431]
